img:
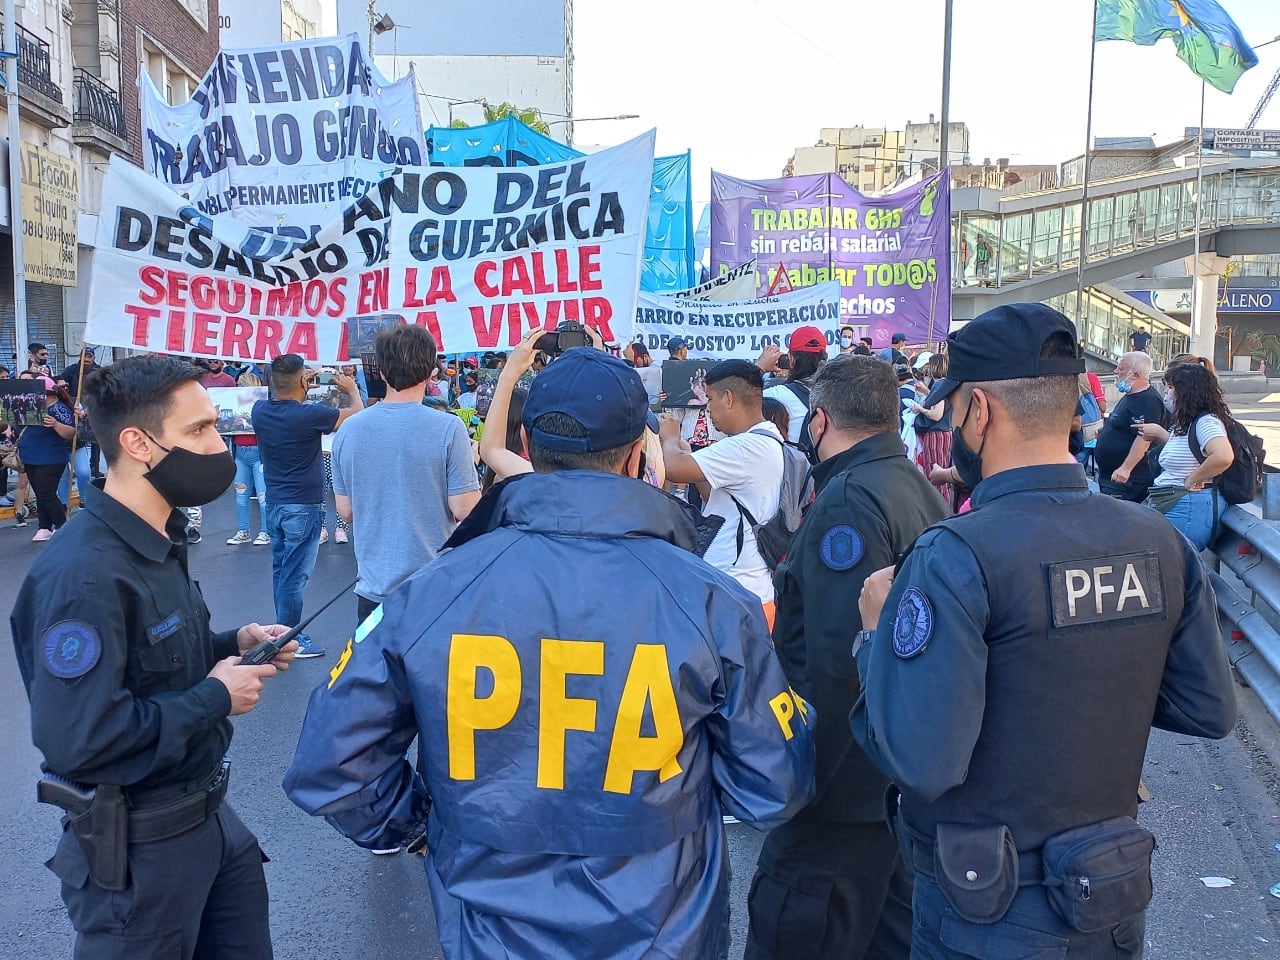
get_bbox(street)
[1,491,1279,958]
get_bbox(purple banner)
[710,171,951,346]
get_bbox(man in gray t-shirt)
[332,327,481,624]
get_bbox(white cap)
[913,351,934,369]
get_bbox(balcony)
[0,19,72,128]
[72,67,127,153]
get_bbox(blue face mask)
[1115,375,1132,394]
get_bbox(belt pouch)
[933,822,1020,924]
[1041,816,1154,932]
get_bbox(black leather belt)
[127,759,230,844]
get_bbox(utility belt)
[37,758,231,891]
[886,785,1154,933]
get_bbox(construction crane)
[1246,36,1280,130]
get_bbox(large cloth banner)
[671,259,757,302]
[427,119,694,293]
[141,34,424,229]
[633,282,841,360]
[710,171,951,345]
[85,132,655,361]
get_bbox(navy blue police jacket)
[284,470,816,960]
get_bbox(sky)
[571,0,1279,204]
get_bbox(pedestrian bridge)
[951,159,1280,362]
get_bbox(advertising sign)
[20,144,78,286]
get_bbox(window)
[144,41,198,105]
[281,0,318,42]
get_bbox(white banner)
[633,282,841,360]
[86,132,655,361]
[670,259,757,301]
[141,34,424,231]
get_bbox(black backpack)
[1187,413,1265,505]
[729,428,812,571]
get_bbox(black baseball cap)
[923,303,1085,407]
[522,347,659,453]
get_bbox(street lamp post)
[543,114,639,147]
[3,0,26,371]
[446,98,487,127]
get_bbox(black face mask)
[144,433,236,508]
[951,397,985,491]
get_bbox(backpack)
[1078,379,1103,444]
[1187,413,1265,505]
[729,428,812,572]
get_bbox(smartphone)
[314,372,336,385]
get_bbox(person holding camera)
[285,346,815,959]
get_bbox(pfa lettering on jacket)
[1047,551,1165,627]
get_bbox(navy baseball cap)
[923,303,1085,407]
[665,336,688,351]
[523,348,660,453]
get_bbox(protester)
[909,353,955,507]
[747,355,949,960]
[759,326,828,443]
[1098,352,1165,502]
[877,333,908,365]
[1135,362,1235,550]
[665,335,689,361]
[18,377,75,541]
[761,397,790,439]
[252,355,364,658]
[660,359,785,625]
[59,346,98,399]
[339,363,369,404]
[284,346,814,958]
[852,303,1235,958]
[838,325,857,354]
[11,353,296,958]
[332,325,481,626]
[200,358,237,388]
[318,434,351,545]
[226,371,271,546]
[0,365,10,378]
[27,342,51,378]
[855,336,874,357]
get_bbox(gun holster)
[39,777,128,891]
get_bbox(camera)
[535,321,591,357]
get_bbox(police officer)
[851,304,1236,959]
[284,347,816,959]
[747,355,950,960]
[10,355,297,959]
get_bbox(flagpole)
[1074,2,1099,332]
[1190,79,1207,356]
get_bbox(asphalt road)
[2,492,1280,958]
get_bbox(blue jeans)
[233,446,268,533]
[57,446,92,506]
[1160,487,1222,550]
[266,503,322,628]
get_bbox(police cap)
[923,303,1084,407]
[523,347,659,453]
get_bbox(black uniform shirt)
[770,431,950,826]
[11,485,237,790]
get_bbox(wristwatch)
[852,629,877,658]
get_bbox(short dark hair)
[706,360,764,407]
[270,353,307,393]
[527,412,632,473]
[0,366,9,376]
[375,325,437,390]
[29,342,46,354]
[83,355,206,464]
[810,355,899,433]
[966,331,1079,435]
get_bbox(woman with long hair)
[1133,362,1234,549]
[226,371,271,545]
[18,377,75,540]
[910,353,957,508]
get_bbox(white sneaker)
[226,530,251,545]
[319,528,329,545]
[721,814,741,825]
[371,846,402,856]
[334,528,348,544]
[253,531,271,546]
[32,528,54,542]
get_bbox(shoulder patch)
[893,588,933,659]
[820,524,863,571]
[42,621,102,680]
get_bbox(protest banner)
[84,132,654,362]
[670,258,757,302]
[141,34,423,230]
[209,386,267,434]
[633,282,841,360]
[710,171,950,345]
[427,118,694,293]
[0,381,47,428]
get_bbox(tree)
[451,102,552,135]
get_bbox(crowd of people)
[5,308,1245,960]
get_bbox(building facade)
[334,0,572,140]
[785,119,971,194]
[218,0,333,50]
[1,0,222,370]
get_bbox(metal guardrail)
[1209,481,1280,727]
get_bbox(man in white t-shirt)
[660,359,785,626]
